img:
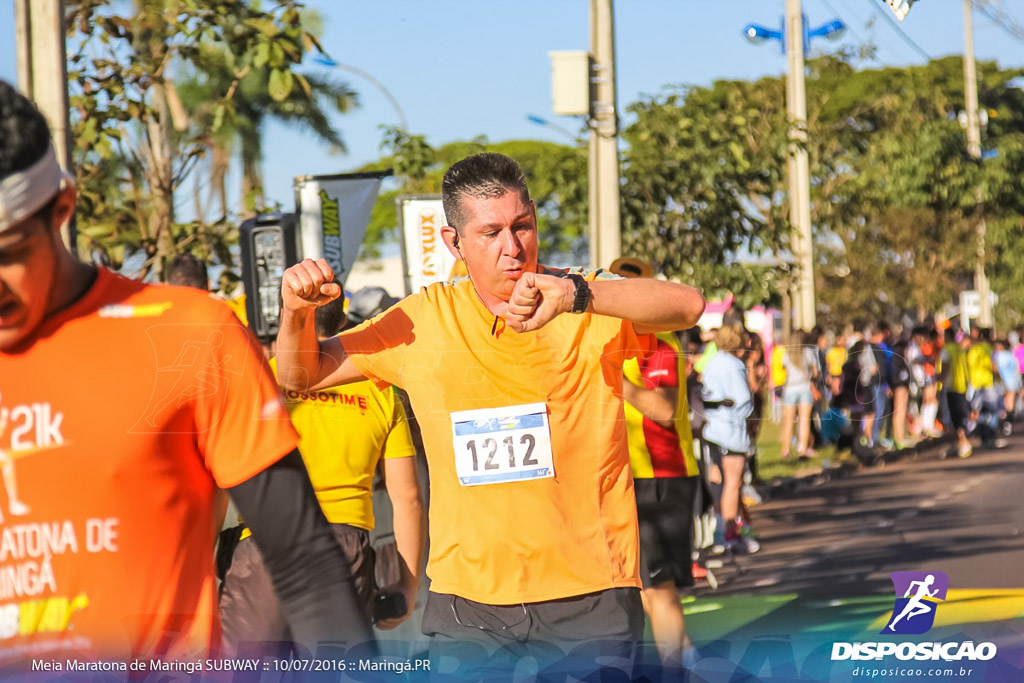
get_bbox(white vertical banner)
[398,195,455,296]
[294,172,389,286]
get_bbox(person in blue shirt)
[700,324,756,554]
[994,338,1020,432]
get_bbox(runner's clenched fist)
[282,258,343,311]
[505,271,574,333]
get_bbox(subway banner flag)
[293,171,390,286]
[884,0,918,21]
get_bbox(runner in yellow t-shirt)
[275,153,706,673]
[826,338,848,397]
[966,328,1000,448]
[938,328,973,458]
[220,297,424,651]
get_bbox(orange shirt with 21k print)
[0,269,297,664]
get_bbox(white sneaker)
[726,535,761,554]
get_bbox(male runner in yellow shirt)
[275,153,705,675]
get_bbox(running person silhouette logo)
[883,570,949,635]
[142,330,231,428]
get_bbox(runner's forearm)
[392,497,425,591]
[275,307,324,391]
[587,278,705,334]
[622,381,677,428]
[385,459,426,591]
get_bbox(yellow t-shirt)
[942,343,970,394]
[826,345,847,377]
[624,333,699,478]
[339,272,654,605]
[966,342,994,390]
[269,358,416,531]
[222,294,248,326]
[771,344,788,387]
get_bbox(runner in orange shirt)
[275,153,705,674]
[0,81,371,667]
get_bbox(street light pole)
[962,0,993,328]
[314,57,409,132]
[589,0,621,271]
[746,7,842,331]
[785,0,816,331]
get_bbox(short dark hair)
[166,253,208,290]
[0,81,59,225]
[315,296,347,338]
[0,81,52,180]
[441,153,530,233]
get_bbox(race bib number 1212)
[450,403,555,486]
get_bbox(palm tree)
[177,41,358,220]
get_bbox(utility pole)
[785,0,816,331]
[588,0,621,271]
[14,0,76,252]
[963,0,993,328]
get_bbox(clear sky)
[1,0,1021,214]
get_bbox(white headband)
[0,145,71,233]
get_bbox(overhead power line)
[972,0,1024,44]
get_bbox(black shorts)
[634,476,698,589]
[421,588,643,678]
[947,392,969,431]
[703,440,748,469]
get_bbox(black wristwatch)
[566,273,591,314]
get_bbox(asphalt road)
[680,431,1024,680]
[694,432,1024,599]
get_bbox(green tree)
[621,72,795,307]
[812,56,1024,326]
[67,0,332,278]
[621,54,1024,325]
[359,132,587,264]
[175,31,358,219]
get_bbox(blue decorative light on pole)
[742,6,845,331]
[743,15,845,55]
